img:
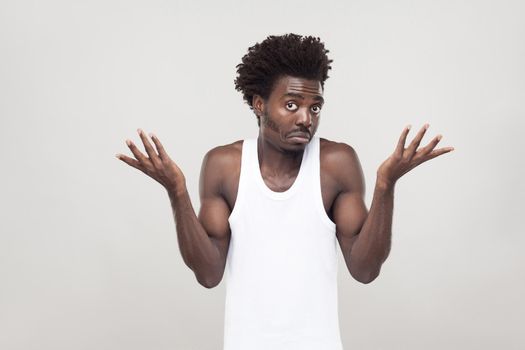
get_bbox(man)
[116,33,454,349]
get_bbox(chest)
[222,152,340,223]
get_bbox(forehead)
[269,75,323,99]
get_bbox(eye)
[285,102,298,111]
[311,105,322,113]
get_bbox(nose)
[295,107,312,128]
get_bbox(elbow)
[199,279,221,289]
[191,262,225,289]
[351,267,380,284]
[357,273,379,284]
[348,254,387,284]
[196,273,223,289]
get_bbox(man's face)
[254,75,324,151]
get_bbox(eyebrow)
[282,92,324,104]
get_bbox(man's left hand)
[376,123,455,189]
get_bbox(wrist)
[375,175,395,192]
[167,183,188,202]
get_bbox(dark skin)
[116,75,455,287]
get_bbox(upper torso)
[220,137,342,223]
[221,135,345,349]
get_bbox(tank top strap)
[305,135,337,230]
[301,135,319,188]
[227,138,252,225]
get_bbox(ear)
[252,94,265,117]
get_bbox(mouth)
[287,132,310,144]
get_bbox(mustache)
[287,129,310,137]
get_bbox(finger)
[421,146,455,162]
[406,123,429,157]
[126,139,150,164]
[395,125,412,157]
[116,153,144,172]
[137,128,162,167]
[149,132,170,161]
[416,134,443,157]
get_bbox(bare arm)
[168,186,225,288]
[116,129,231,288]
[330,144,371,284]
[334,124,454,284]
[168,147,232,288]
[342,176,394,284]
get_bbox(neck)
[256,135,305,176]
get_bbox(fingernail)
[137,128,142,134]
[149,132,154,139]
[437,135,442,141]
[115,154,121,159]
[425,123,429,129]
[407,124,412,130]
[126,139,131,146]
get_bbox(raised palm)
[116,128,186,191]
[377,123,455,188]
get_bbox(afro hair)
[234,33,333,126]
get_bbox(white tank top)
[223,134,344,350]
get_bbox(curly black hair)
[234,33,333,126]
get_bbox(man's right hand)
[116,128,186,194]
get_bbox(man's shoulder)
[319,137,359,166]
[201,139,243,172]
[319,137,363,193]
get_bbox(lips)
[288,132,310,140]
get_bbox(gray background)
[1,0,523,349]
